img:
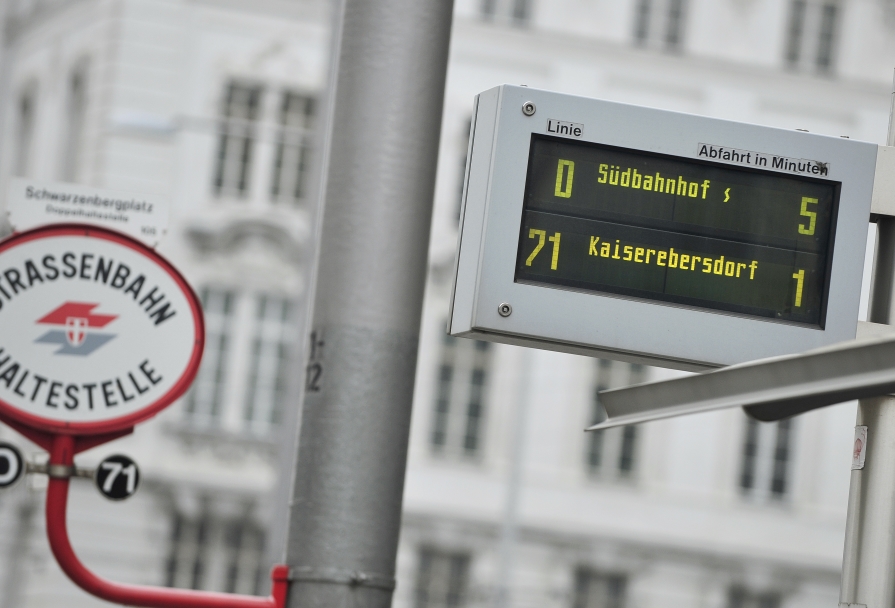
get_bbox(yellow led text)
[792,269,805,307]
[528,229,561,270]
[598,164,710,200]
[526,229,545,266]
[798,197,817,236]
[548,232,561,270]
[555,159,574,198]
[587,236,757,279]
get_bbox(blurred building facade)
[0,0,892,607]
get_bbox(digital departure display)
[515,135,840,327]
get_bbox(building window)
[586,360,645,479]
[727,586,781,608]
[431,331,492,458]
[61,61,89,182]
[223,520,265,595]
[185,288,236,427]
[213,82,263,198]
[243,295,294,434]
[165,509,264,595]
[633,0,687,52]
[270,92,316,206]
[784,0,840,74]
[573,568,626,608]
[480,0,530,25]
[739,416,795,501]
[14,85,37,178]
[165,512,207,590]
[185,290,296,435]
[414,548,470,608]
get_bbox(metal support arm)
[44,435,289,608]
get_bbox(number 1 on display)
[792,269,805,307]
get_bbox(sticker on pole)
[853,425,868,470]
[0,224,204,435]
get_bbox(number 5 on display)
[798,197,817,235]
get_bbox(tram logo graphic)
[34,302,118,356]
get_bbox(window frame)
[738,416,797,503]
[212,81,265,200]
[727,585,782,608]
[61,58,90,182]
[479,0,531,25]
[573,567,628,608]
[632,0,688,53]
[166,506,265,595]
[586,360,644,481]
[783,0,841,75]
[242,294,296,435]
[14,81,38,178]
[269,91,317,207]
[414,546,471,608]
[184,288,296,437]
[185,287,237,428]
[429,332,493,460]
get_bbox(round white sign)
[0,225,203,434]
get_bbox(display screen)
[515,135,840,327]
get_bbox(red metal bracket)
[0,417,134,453]
[45,435,289,608]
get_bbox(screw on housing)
[498,303,513,317]
[521,102,536,116]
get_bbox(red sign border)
[0,223,205,436]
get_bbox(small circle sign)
[95,454,139,500]
[0,443,23,488]
[0,224,204,435]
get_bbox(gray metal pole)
[283,1,454,607]
[838,70,895,608]
[494,349,534,608]
[264,0,343,579]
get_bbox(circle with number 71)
[95,454,139,501]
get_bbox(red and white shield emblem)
[65,317,88,347]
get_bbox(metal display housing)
[448,85,878,371]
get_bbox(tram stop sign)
[0,224,204,438]
[449,86,878,370]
